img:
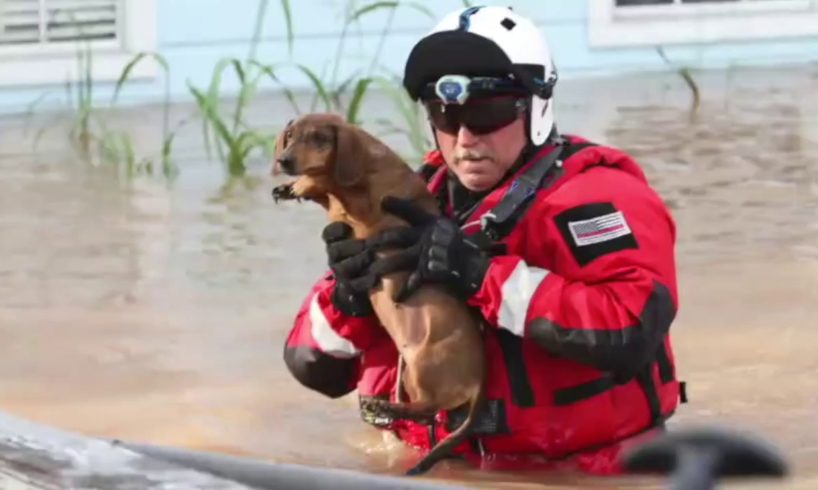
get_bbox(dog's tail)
[405,383,487,476]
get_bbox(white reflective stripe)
[309,295,361,358]
[497,263,549,336]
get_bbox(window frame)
[0,0,158,87]
[589,0,818,47]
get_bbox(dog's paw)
[272,182,296,203]
[292,178,317,201]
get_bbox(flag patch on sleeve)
[568,210,631,246]
[555,203,638,266]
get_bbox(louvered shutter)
[0,0,118,46]
[0,0,42,44]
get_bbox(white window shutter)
[45,0,117,42]
[0,0,43,45]
[0,0,118,45]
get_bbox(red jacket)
[283,136,683,474]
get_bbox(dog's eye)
[310,131,332,147]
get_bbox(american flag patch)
[567,211,632,247]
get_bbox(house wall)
[1,0,817,115]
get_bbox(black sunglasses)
[423,96,528,135]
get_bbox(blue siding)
[1,0,817,115]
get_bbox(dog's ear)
[333,123,368,188]
[274,119,293,161]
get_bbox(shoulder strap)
[477,140,597,242]
[559,141,597,161]
[416,162,440,182]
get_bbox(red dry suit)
[283,135,685,474]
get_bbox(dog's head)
[273,113,369,191]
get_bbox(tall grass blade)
[189,83,235,152]
[279,0,294,58]
[161,133,179,179]
[347,1,396,23]
[332,70,360,109]
[348,1,433,23]
[329,0,354,90]
[111,52,170,106]
[366,3,397,76]
[121,133,137,177]
[229,59,252,132]
[200,58,239,160]
[296,64,332,111]
[372,75,431,160]
[249,0,271,60]
[23,91,55,137]
[83,42,93,110]
[250,61,302,114]
[83,42,93,146]
[656,46,701,114]
[346,77,371,124]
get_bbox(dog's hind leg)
[405,384,487,476]
[395,356,403,402]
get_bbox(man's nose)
[456,124,480,146]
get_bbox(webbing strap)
[478,142,597,241]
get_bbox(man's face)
[424,96,528,192]
[435,116,527,192]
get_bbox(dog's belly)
[369,277,484,410]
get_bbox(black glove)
[370,196,495,302]
[322,222,378,317]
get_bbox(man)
[283,6,684,474]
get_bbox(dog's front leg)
[291,177,329,208]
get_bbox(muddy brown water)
[1,62,817,489]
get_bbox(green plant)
[311,1,434,161]
[26,12,178,180]
[111,52,179,179]
[370,75,432,160]
[186,0,440,174]
[656,46,701,115]
[189,78,274,177]
[188,0,280,177]
[26,0,441,181]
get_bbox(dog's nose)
[276,156,296,175]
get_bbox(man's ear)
[333,123,367,187]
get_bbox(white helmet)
[403,6,558,146]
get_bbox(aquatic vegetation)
[656,46,702,116]
[187,0,435,177]
[26,16,176,180]
[25,0,448,181]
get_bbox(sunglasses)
[423,96,528,136]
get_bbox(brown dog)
[272,113,486,476]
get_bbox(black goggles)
[423,96,528,135]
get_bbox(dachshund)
[271,113,486,476]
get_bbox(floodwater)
[1,62,817,489]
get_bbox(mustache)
[455,150,492,163]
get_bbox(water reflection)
[0,62,816,489]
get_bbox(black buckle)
[446,399,510,435]
[480,144,564,237]
[359,396,394,428]
[480,179,537,233]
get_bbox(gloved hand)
[322,222,378,317]
[370,196,496,302]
